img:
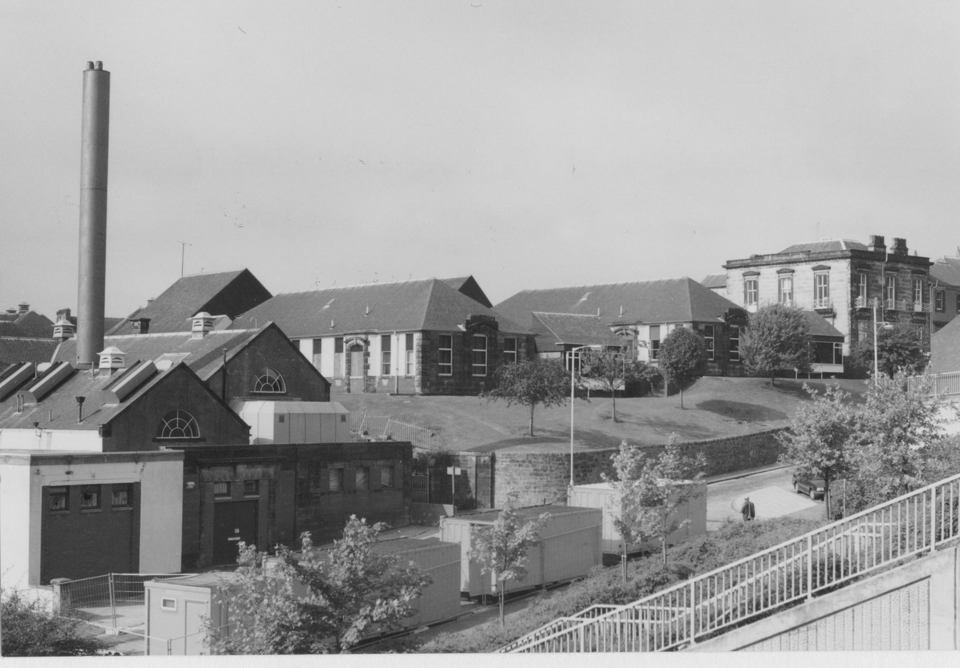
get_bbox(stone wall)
[491,428,787,507]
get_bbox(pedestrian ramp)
[738,486,818,521]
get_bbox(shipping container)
[439,505,602,597]
[568,481,707,555]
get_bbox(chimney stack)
[892,237,908,256]
[77,61,110,369]
[869,235,886,253]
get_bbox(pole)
[569,349,575,489]
[873,298,879,384]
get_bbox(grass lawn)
[333,376,869,453]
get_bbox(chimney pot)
[95,61,103,70]
[86,61,94,70]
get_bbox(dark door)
[212,500,258,565]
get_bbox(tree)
[605,437,705,577]
[656,327,707,408]
[848,323,927,378]
[578,348,646,421]
[778,384,858,519]
[210,516,430,654]
[469,498,550,626]
[740,304,811,385]
[483,358,568,436]
[1,590,104,656]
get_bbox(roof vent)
[53,313,76,341]
[192,311,214,338]
[22,362,75,403]
[98,346,126,372]
[105,360,158,402]
[0,362,36,402]
[17,302,29,315]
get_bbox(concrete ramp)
[728,486,818,521]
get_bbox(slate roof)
[0,338,58,366]
[496,278,741,329]
[930,257,960,288]
[800,311,844,339]
[0,310,54,338]
[53,328,264,381]
[109,269,271,335]
[929,316,960,374]
[0,361,183,431]
[700,274,727,290]
[529,313,622,352]
[778,240,869,254]
[229,278,529,337]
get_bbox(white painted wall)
[0,454,183,587]
[0,429,103,452]
[297,332,421,380]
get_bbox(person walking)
[741,496,756,521]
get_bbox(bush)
[1,590,104,656]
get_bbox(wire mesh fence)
[52,572,180,636]
[349,411,446,450]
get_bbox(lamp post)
[872,297,893,384]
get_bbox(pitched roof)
[0,338,59,366]
[529,313,622,352]
[53,328,264,381]
[0,362,182,430]
[778,240,868,254]
[800,311,844,339]
[930,257,960,288]
[109,269,271,335]
[700,274,727,290]
[442,276,493,308]
[230,278,528,337]
[496,278,741,329]
[0,310,54,338]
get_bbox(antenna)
[177,241,192,277]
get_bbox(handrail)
[501,471,960,652]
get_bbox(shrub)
[1,590,104,657]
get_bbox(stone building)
[722,236,932,366]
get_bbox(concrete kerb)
[704,463,792,485]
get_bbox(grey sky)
[3,1,960,319]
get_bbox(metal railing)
[908,371,960,397]
[501,472,960,653]
[349,411,445,449]
[53,572,179,634]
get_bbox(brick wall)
[492,428,787,507]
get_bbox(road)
[706,466,827,529]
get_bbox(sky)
[3,1,960,321]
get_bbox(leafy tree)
[740,304,811,385]
[210,516,430,654]
[848,323,927,378]
[778,384,858,519]
[469,498,550,626]
[605,437,705,577]
[483,358,568,436]
[578,348,646,421]
[656,327,707,408]
[1,589,104,656]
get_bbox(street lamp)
[567,344,601,491]
[872,297,893,384]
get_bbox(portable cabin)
[144,572,232,655]
[439,505,602,597]
[568,481,707,555]
[369,536,461,628]
[230,400,351,444]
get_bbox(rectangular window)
[936,290,945,312]
[355,466,369,491]
[243,480,260,497]
[111,484,132,508]
[405,333,415,376]
[311,338,322,368]
[438,334,453,376]
[213,481,231,498]
[472,334,488,376]
[333,337,344,377]
[380,465,394,488]
[956,294,960,313]
[729,326,740,362]
[161,598,177,611]
[49,487,69,512]
[914,278,924,309]
[885,275,897,307]
[80,485,100,510]
[702,325,715,361]
[381,334,392,375]
[309,464,323,493]
[832,342,844,365]
[649,325,660,361]
[778,275,794,305]
[857,272,868,305]
[814,272,830,308]
[743,277,758,307]
[503,337,517,364]
[328,468,343,493]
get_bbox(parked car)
[792,472,826,500]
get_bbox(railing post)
[688,579,696,645]
[930,487,938,553]
[805,535,813,600]
[108,573,118,633]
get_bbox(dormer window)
[157,410,201,440]
[253,369,286,394]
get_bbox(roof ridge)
[271,277,440,298]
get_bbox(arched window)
[253,369,286,394]
[157,410,201,440]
